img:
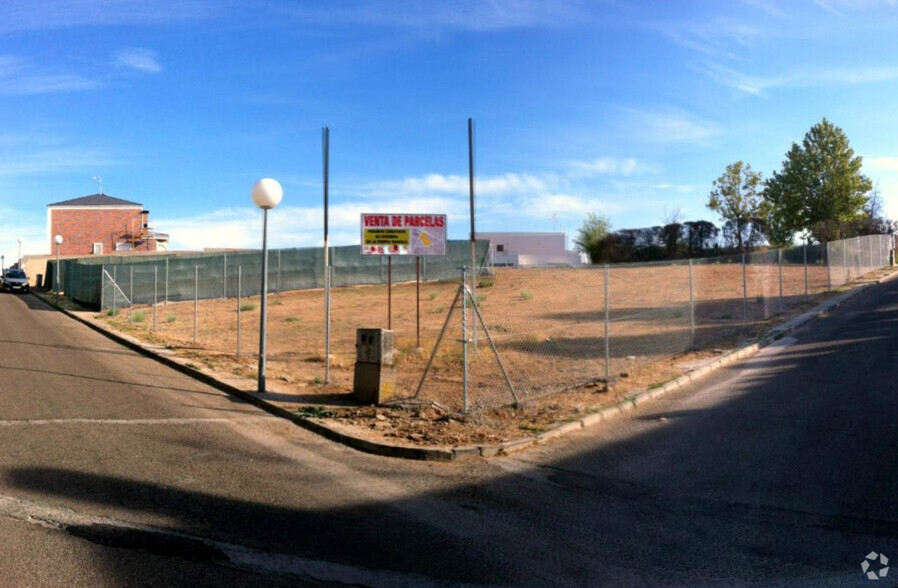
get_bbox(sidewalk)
[32,266,898,461]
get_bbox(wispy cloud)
[0,148,117,176]
[0,55,102,95]
[867,157,898,172]
[153,157,659,250]
[114,48,163,74]
[0,0,212,34]
[622,109,718,146]
[656,17,764,60]
[373,172,550,197]
[566,157,649,178]
[703,62,898,95]
[276,0,590,33]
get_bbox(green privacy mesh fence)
[47,240,491,309]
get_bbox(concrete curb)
[32,269,898,462]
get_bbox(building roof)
[47,194,142,207]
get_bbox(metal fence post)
[194,265,198,343]
[153,265,158,331]
[223,253,227,299]
[461,266,469,413]
[276,249,281,294]
[741,253,748,324]
[826,241,832,291]
[688,259,695,350]
[325,259,331,384]
[165,258,169,304]
[843,241,848,283]
[100,264,106,310]
[777,248,784,313]
[604,264,610,379]
[129,266,134,322]
[112,266,117,316]
[803,244,808,300]
[237,265,242,358]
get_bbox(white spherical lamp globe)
[54,234,63,244]
[251,178,284,210]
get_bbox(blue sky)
[3,0,898,263]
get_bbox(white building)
[476,232,587,267]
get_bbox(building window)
[497,244,505,252]
[92,243,103,255]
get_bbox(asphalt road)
[1,280,897,587]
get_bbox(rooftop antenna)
[93,175,104,195]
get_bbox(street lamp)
[17,238,22,267]
[54,234,63,304]
[251,178,283,393]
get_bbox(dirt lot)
[46,260,880,449]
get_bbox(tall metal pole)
[387,255,393,330]
[223,253,227,299]
[259,209,270,393]
[237,266,242,358]
[416,256,421,349]
[55,244,60,305]
[468,117,477,348]
[323,126,331,383]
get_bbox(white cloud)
[867,157,898,172]
[0,0,211,33]
[566,157,648,178]
[113,48,163,74]
[623,109,718,145]
[277,0,588,33]
[0,55,102,95]
[657,17,763,60]
[373,172,550,197]
[701,56,898,95]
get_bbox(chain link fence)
[414,233,893,411]
[51,233,893,414]
[46,240,491,310]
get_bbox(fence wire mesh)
[60,233,894,413]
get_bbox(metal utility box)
[353,329,396,405]
[356,329,394,365]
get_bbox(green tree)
[707,161,764,252]
[574,213,611,263]
[763,118,872,243]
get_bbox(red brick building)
[47,194,169,256]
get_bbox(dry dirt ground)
[42,263,887,449]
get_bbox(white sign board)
[360,213,447,256]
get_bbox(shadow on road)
[5,282,898,586]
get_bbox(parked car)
[2,268,29,293]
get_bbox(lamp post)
[1,255,5,276]
[17,238,22,267]
[251,178,283,393]
[54,234,63,304]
